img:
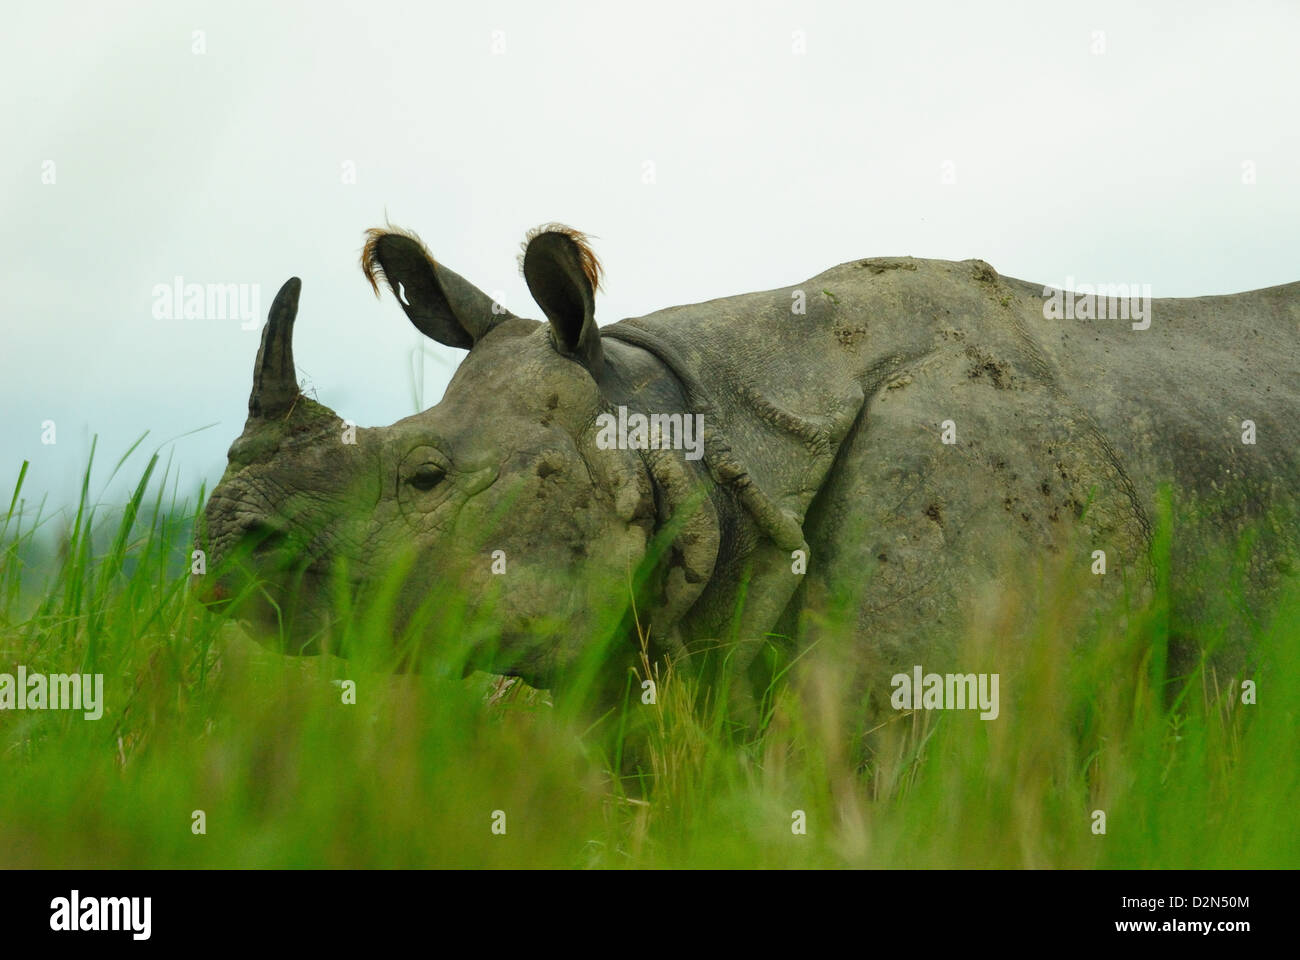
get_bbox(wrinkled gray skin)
[199,229,1300,714]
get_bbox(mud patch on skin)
[857,257,918,275]
[534,449,566,496]
[1050,461,1088,522]
[835,324,868,348]
[965,345,1013,389]
[540,392,561,426]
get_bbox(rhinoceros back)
[607,257,1298,704]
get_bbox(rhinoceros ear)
[361,226,505,349]
[520,223,604,377]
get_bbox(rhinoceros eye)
[408,464,446,492]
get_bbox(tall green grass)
[0,443,1295,868]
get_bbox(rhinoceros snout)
[239,518,290,556]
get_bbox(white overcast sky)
[3,0,1298,516]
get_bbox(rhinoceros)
[198,223,1299,715]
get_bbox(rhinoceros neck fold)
[602,282,884,552]
[594,335,722,615]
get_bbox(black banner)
[0,869,1278,946]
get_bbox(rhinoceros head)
[197,225,664,686]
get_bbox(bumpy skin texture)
[627,257,1299,708]
[200,235,1299,714]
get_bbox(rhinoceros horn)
[248,276,301,419]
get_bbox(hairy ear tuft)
[360,222,504,349]
[361,223,435,298]
[519,222,604,376]
[517,223,603,294]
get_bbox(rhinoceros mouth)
[200,561,341,654]
[196,518,347,621]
